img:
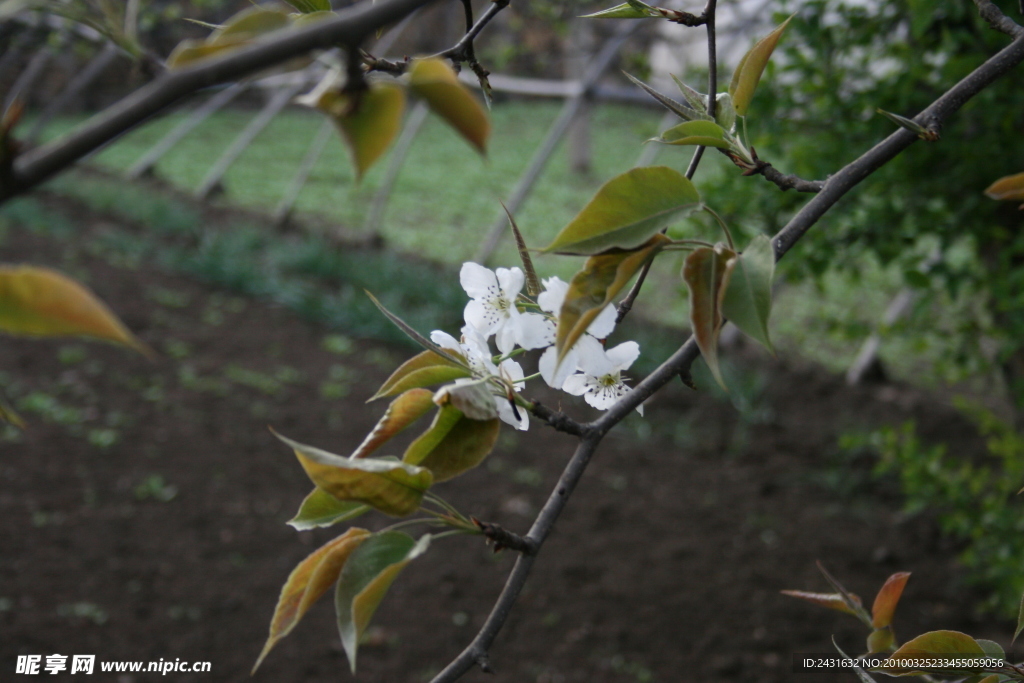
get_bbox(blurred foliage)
[847,401,1024,616]
[702,0,1024,401]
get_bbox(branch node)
[475,654,494,674]
[472,517,537,555]
[530,401,587,437]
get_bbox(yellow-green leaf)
[986,172,1024,202]
[287,487,369,531]
[408,58,490,154]
[682,245,736,390]
[728,14,794,116]
[654,120,732,149]
[253,527,370,672]
[543,166,701,255]
[336,532,430,672]
[780,590,864,617]
[403,404,500,482]
[867,627,894,654]
[306,83,406,180]
[370,350,472,401]
[1015,591,1024,644]
[871,572,910,629]
[581,1,657,18]
[881,630,986,675]
[284,0,331,12]
[166,38,245,70]
[209,7,290,44]
[720,234,775,353]
[0,265,150,355]
[555,234,670,363]
[275,431,433,517]
[351,388,435,459]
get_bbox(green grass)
[38,101,672,273]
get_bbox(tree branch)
[432,28,1024,683]
[973,0,1024,37]
[0,0,440,203]
[745,154,825,192]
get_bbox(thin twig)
[974,0,1024,36]
[617,0,718,324]
[744,153,825,193]
[438,0,509,62]
[0,0,441,202]
[430,27,1024,683]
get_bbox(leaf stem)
[703,205,734,250]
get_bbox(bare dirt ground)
[0,193,1009,682]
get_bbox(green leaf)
[0,265,151,356]
[371,350,472,401]
[975,639,1005,660]
[543,166,701,255]
[364,291,470,369]
[720,234,775,353]
[653,120,732,149]
[881,630,987,675]
[275,431,433,517]
[403,404,500,482]
[283,0,331,12]
[871,572,910,629]
[623,73,710,122]
[408,58,489,154]
[351,389,436,459]
[580,1,657,18]
[779,590,864,617]
[682,245,735,390]
[336,532,430,672]
[671,75,710,116]
[728,14,794,116]
[876,108,939,141]
[986,172,1024,202]
[287,488,369,531]
[253,527,370,672]
[555,234,670,363]
[714,92,737,131]
[301,82,406,180]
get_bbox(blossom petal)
[540,346,576,389]
[495,267,525,300]
[430,330,462,353]
[585,383,630,411]
[516,313,555,351]
[587,304,617,339]
[465,300,499,336]
[574,336,615,377]
[538,277,568,314]
[561,373,591,397]
[606,340,640,370]
[496,397,529,430]
[495,323,517,354]
[498,358,526,391]
[460,262,498,299]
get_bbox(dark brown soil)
[0,194,1010,682]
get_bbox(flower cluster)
[431,262,643,431]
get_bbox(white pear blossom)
[535,277,619,390]
[460,262,528,354]
[562,336,644,415]
[430,325,529,430]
